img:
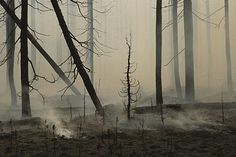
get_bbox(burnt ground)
[0,105,236,157]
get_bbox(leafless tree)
[171,0,182,99]
[6,0,17,106]
[224,0,233,92]
[120,35,140,120]
[184,0,195,102]
[0,0,82,98]
[21,0,31,117]
[30,0,37,76]
[206,0,212,89]
[156,0,163,122]
[51,0,103,114]
[87,0,94,84]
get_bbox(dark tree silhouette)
[6,0,17,106]
[30,0,37,75]
[184,0,195,102]
[0,0,82,97]
[120,36,140,120]
[224,0,233,91]
[21,0,31,117]
[51,0,103,114]
[172,0,182,99]
[156,0,163,108]
[87,0,94,84]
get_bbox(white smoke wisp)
[43,109,72,138]
[163,109,222,131]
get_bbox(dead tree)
[156,0,163,118]
[184,0,195,102]
[87,0,94,84]
[21,0,31,117]
[6,0,17,106]
[120,36,140,120]
[224,0,233,92]
[0,0,82,97]
[30,0,37,75]
[51,0,103,114]
[171,0,182,99]
[206,0,212,89]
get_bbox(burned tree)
[51,0,103,113]
[6,0,17,106]
[0,0,82,98]
[156,0,163,116]
[30,0,37,75]
[87,0,94,84]
[171,0,182,99]
[224,0,233,91]
[21,0,31,117]
[184,0,195,102]
[120,36,140,120]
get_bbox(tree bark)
[87,0,94,84]
[30,0,36,76]
[224,0,233,91]
[0,0,81,97]
[126,41,131,120]
[51,0,103,113]
[6,0,17,106]
[184,0,195,102]
[21,0,31,117]
[172,0,183,99]
[156,0,163,105]
[206,0,212,89]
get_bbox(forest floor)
[0,104,236,157]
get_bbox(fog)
[1,0,236,108]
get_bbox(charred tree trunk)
[172,0,182,99]
[156,0,163,105]
[30,0,36,76]
[224,0,233,91]
[6,0,17,106]
[126,41,131,120]
[87,0,94,84]
[156,0,163,123]
[21,0,31,117]
[184,0,195,102]
[51,0,103,113]
[0,0,82,97]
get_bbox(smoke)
[43,109,72,138]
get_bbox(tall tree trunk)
[30,0,36,76]
[87,0,94,84]
[172,0,183,99]
[126,40,131,120]
[168,0,174,89]
[184,0,195,102]
[156,0,163,105]
[224,0,233,91]
[6,0,17,106]
[0,0,82,97]
[206,0,212,89]
[51,0,103,113]
[193,0,198,73]
[21,0,31,117]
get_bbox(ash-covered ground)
[0,99,236,157]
